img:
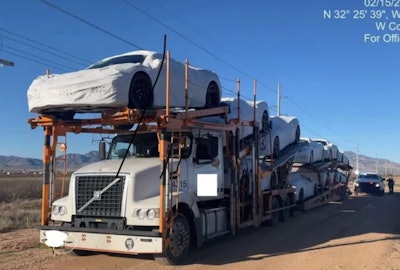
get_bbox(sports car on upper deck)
[259,115,300,158]
[27,50,221,116]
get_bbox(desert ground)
[1,178,400,270]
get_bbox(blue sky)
[1,0,399,163]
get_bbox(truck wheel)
[154,213,190,265]
[298,189,305,212]
[281,195,292,221]
[268,197,281,226]
[128,72,153,110]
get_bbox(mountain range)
[1,151,399,175]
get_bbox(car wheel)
[50,111,75,120]
[314,185,318,196]
[261,110,269,133]
[273,136,280,158]
[205,82,220,108]
[294,126,300,144]
[129,72,153,110]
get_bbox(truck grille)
[75,175,125,217]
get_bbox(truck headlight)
[147,209,156,219]
[134,208,159,219]
[137,209,147,219]
[52,205,67,216]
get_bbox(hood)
[74,157,160,175]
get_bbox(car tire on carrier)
[129,72,153,110]
[205,82,220,108]
[273,136,280,158]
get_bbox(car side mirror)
[99,140,107,160]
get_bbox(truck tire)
[298,189,305,212]
[268,197,281,226]
[154,213,191,265]
[281,195,292,221]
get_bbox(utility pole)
[277,83,281,116]
[355,141,359,175]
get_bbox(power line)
[0,27,92,66]
[122,0,255,81]
[3,45,76,71]
[1,33,87,68]
[2,49,69,72]
[37,0,143,50]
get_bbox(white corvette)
[27,50,221,117]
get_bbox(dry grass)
[0,199,41,232]
[0,175,69,232]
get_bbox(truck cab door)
[192,134,224,200]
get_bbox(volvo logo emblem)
[93,191,101,200]
[125,238,134,250]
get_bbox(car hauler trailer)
[29,105,304,265]
[291,160,352,212]
[28,53,304,265]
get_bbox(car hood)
[28,63,139,91]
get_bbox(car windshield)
[359,174,381,179]
[314,140,327,145]
[87,54,145,69]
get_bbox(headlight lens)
[135,208,159,219]
[59,206,67,215]
[52,205,59,215]
[375,183,380,187]
[138,209,147,219]
[147,209,156,219]
[52,205,67,216]
[354,182,359,186]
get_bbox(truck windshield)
[107,133,159,159]
[107,132,193,159]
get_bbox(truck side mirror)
[99,140,107,160]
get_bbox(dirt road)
[2,189,400,270]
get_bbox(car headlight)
[134,208,159,219]
[354,182,359,186]
[52,205,67,216]
[375,183,380,188]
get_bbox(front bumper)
[40,226,162,254]
[354,183,382,194]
